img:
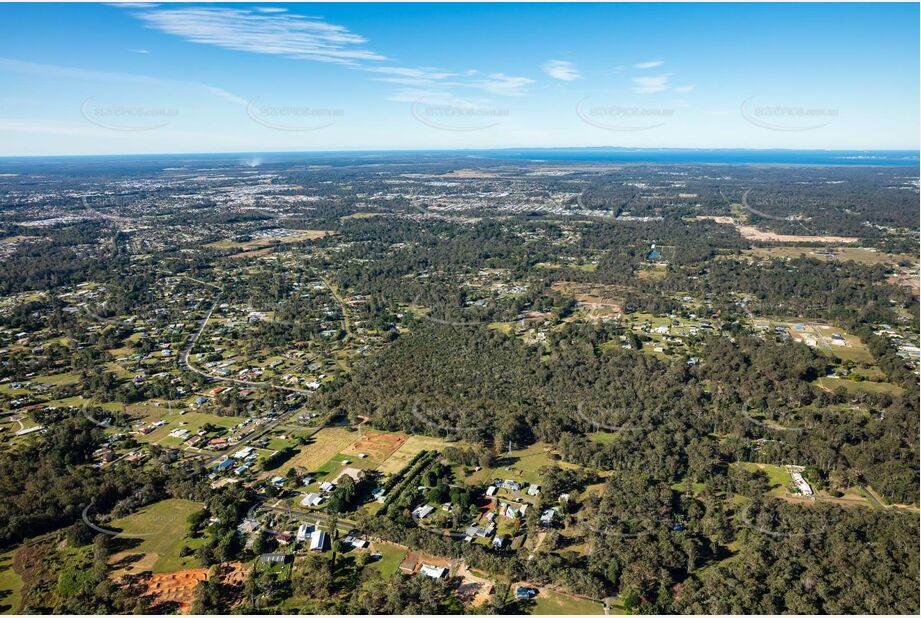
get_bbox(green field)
[107,498,205,573]
[0,552,23,614]
[466,442,573,486]
[587,431,622,445]
[734,462,792,497]
[133,411,241,444]
[816,377,904,397]
[368,542,407,577]
[32,372,80,386]
[529,589,605,615]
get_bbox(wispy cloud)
[634,60,664,70]
[674,85,695,93]
[0,57,248,106]
[120,6,533,103]
[129,48,149,54]
[541,59,581,81]
[632,73,672,94]
[134,7,385,65]
[472,73,534,96]
[364,66,456,81]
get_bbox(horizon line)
[1,145,919,160]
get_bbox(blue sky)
[0,2,918,155]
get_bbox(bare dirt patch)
[551,281,623,319]
[694,216,858,244]
[342,431,407,464]
[454,563,493,607]
[127,562,248,614]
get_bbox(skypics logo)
[576,96,673,132]
[81,98,179,132]
[740,96,838,132]
[246,98,344,132]
[572,401,654,433]
[739,402,815,435]
[410,98,509,132]
[408,399,485,439]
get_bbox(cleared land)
[204,230,334,251]
[695,216,858,244]
[273,427,360,476]
[0,551,23,614]
[735,462,792,497]
[107,498,204,574]
[377,434,452,475]
[551,281,623,320]
[519,585,605,615]
[367,541,407,577]
[341,431,407,468]
[747,246,905,265]
[466,442,577,486]
[815,377,905,397]
[137,563,246,614]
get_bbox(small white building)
[419,564,447,579]
[309,529,328,551]
[301,492,324,507]
[787,466,814,497]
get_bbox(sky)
[0,2,918,156]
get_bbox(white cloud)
[134,7,385,65]
[471,73,534,96]
[364,66,455,80]
[129,48,149,54]
[632,73,673,94]
[674,85,695,93]
[541,59,581,81]
[120,6,533,103]
[634,60,664,70]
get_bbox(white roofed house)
[301,492,325,507]
[419,564,447,579]
[309,529,328,551]
[786,465,814,498]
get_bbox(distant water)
[475,148,920,167]
[1,148,918,172]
